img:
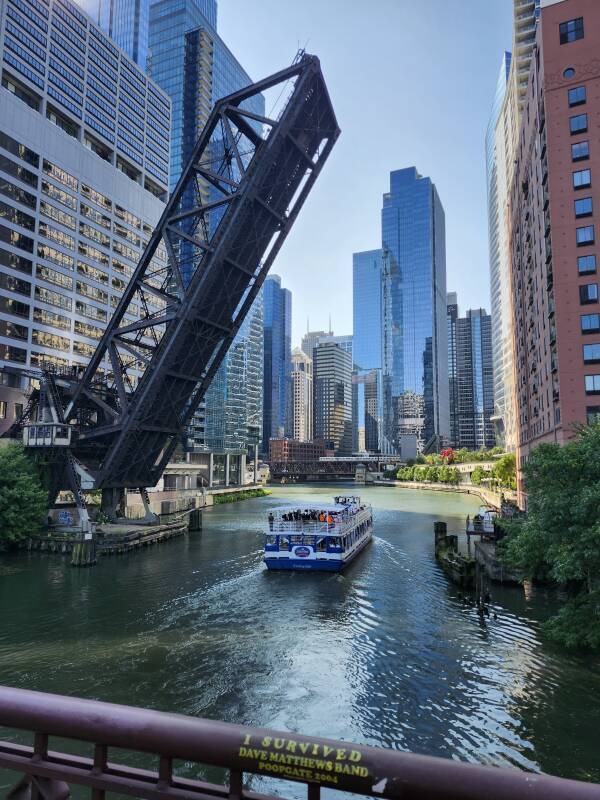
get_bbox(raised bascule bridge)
[12,54,340,532]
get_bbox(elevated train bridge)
[269,458,401,481]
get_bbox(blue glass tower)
[353,250,383,371]
[262,276,292,451]
[352,249,384,453]
[381,168,449,453]
[147,0,265,462]
[77,0,152,67]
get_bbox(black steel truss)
[62,54,339,489]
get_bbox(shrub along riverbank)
[211,488,271,505]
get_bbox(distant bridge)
[269,459,399,481]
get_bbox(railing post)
[157,755,173,790]
[229,768,243,800]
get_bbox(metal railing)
[0,686,599,799]
[269,509,372,536]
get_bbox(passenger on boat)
[268,513,274,531]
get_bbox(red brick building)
[268,438,326,463]
[510,0,600,498]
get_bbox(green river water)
[0,483,599,794]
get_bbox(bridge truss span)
[62,55,339,489]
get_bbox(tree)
[470,466,485,485]
[0,443,48,544]
[491,453,516,489]
[500,422,600,649]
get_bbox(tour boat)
[264,495,373,572]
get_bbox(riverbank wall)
[373,480,509,509]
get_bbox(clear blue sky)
[219,0,513,347]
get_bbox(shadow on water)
[0,483,599,795]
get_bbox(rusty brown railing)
[0,686,599,799]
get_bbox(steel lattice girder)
[66,55,340,489]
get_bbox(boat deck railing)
[0,685,598,800]
[269,508,372,537]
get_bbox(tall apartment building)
[262,274,291,452]
[290,347,312,442]
[447,292,459,446]
[313,341,352,455]
[510,0,600,497]
[486,2,540,451]
[456,309,495,450]
[0,0,170,432]
[147,0,265,478]
[381,168,449,453]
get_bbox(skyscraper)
[0,0,170,431]
[313,342,352,455]
[353,249,383,371]
[447,292,459,447]
[262,275,291,452]
[147,0,266,479]
[290,347,313,442]
[455,309,495,450]
[301,329,331,363]
[486,51,512,447]
[509,0,600,499]
[381,168,449,453]
[486,2,540,451]
[76,0,152,67]
[352,249,384,453]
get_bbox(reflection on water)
[0,484,599,791]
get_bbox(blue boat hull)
[265,535,371,572]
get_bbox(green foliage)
[212,488,271,505]
[396,464,460,485]
[470,466,489,486]
[451,447,504,464]
[0,443,48,543]
[500,422,600,649]
[543,590,600,650]
[491,453,517,489]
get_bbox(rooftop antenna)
[329,314,332,335]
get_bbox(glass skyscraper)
[77,0,151,67]
[262,275,292,452]
[353,249,383,371]
[147,0,265,465]
[352,249,384,453]
[381,168,449,453]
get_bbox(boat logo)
[294,546,311,558]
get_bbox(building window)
[575,197,593,217]
[572,141,589,162]
[14,403,23,420]
[577,225,595,246]
[0,401,6,420]
[564,67,576,78]
[585,375,600,394]
[573,169,591,189]
[568,86,586,106]
[587,406,600,423]
[581,313,600,333]
[560,17,584,44]
[583,344,600,363]
[579,254,597,274]
[580,283,599,304]
[570,114,588,134]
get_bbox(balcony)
[1,686,597,800]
